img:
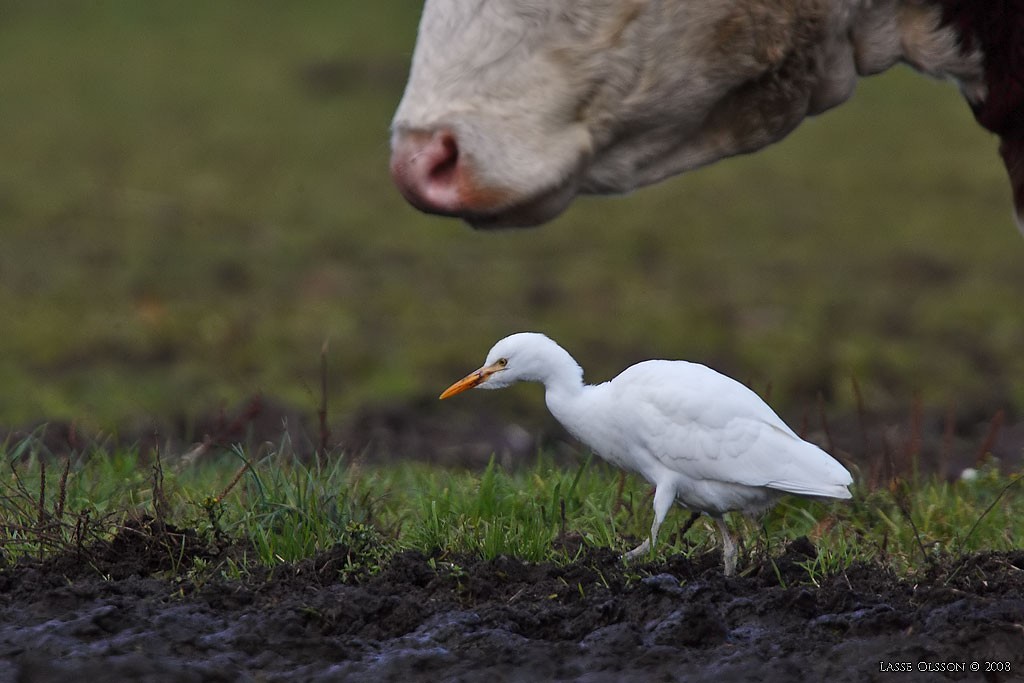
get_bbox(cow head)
[390,0,1000,229]
[391,0,858,227]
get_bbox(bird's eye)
[497,358,508,367]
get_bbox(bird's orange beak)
[439,362,504,399]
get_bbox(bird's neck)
[535,351,587,432]
[540,365,585,396]
[532,344,585,402]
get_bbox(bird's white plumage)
[594,361,851,500]
[441,332,853,574]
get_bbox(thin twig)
[958,472,1023,556]
[974,409,1004,467]
[37,460,46,561]
[319,339,331,458]
[885,432,932,568]
[152,446,168,526]
[559,498,567,538]
[904,394,922,480]
[893,486,932,569]
[7,460,29,499]
[817,392,834,454]
[215,462,251,505]
[37,461,46,526]
[940,403,955,480]
[945,472,1024,586]
[851,376,870,460]
[56,457,70,522]
[610,470,627,515]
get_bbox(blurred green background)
[0,2,1021,434]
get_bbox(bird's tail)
[767,440,854,500]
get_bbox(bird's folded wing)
[643,415,849,494]
[603,360,850,497]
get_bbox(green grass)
[1,3,1019,585]
[2,438,1020,583]
[0,3,1021,431]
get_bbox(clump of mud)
[1,534,1021,682]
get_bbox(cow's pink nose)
[390,129,463,215]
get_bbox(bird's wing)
[609,361,851,497]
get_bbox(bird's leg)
[714,516,737,576]
[623,515,658,560]
[758,517,771,566]
[624,484,675,560]
[631,510,698,560]
[678,510,701,539]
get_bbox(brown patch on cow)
[702,51,817,156]
[456,162,517,214]
[701,1,828,155]
[712,0,830,70]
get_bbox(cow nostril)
[428,132,459,183]
[391,127,469,213]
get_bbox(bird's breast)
[546,386,660,480]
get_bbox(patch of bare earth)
[1,399,1022,681]
[1,525,1021,682]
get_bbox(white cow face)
[391,0,849,228]
[391,1,631,227]
[390,0,1002,230]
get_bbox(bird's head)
[439,332,570,399]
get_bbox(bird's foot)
[623,538,651,561]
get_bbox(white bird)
[440,332,853,575]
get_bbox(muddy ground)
[1,401,1022,682]
[1,525,1022,683]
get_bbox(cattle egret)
[440,333,853,575]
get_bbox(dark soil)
[2,400,1022,681]
[1,523,1022,683]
